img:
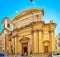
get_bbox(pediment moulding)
[19,36,30,43]
[12,8,44,22]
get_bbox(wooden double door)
[22,43,28,55]
[44,46,49,53]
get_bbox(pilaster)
[15,37,18,55]
[50,30,55,52]
[33,30,39,53]
[39,30,43,53]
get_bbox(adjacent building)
[0,8,56,55]
[55,33,60,52]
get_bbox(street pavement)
[4,55,29,57]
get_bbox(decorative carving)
[20,37,30,43]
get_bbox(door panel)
[44,46,48,53]
[22,43,28,55]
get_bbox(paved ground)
[4,55,29,57]
[3,55,49,57]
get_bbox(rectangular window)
[58,44,60,47]
[58,38,60,40]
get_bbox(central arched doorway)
[22,43,28,55]
[44,46,48,53]
[20,37,30,55]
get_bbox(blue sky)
[0,0,60,36]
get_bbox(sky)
[0,0,60,36]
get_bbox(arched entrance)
[44,46,48,53]
[20,37,30,55]
[22,43,28,55]
[43,40,50,53]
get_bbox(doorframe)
[22,42,28,55]
[44,46,49,53]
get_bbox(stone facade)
[55,33,60,52]
[0,8,56,55]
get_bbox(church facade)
[0,9,56,55]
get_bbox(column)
[11,38,14,54]
[18,39,21,55]
[5,33,9,54]
[50,31,55,52]
[13,38,15,54]
[9,40,11,54]
[39,30,43,53]
[33,30,39,53]
[15,37,18,55]
[49,31,52,53]
[29,31,33,54]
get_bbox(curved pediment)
[12,8,44,22]
[43,40,50,43]
[19,37,30,43]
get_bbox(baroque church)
[0,8,56,55]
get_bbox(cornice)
[1,17,11,24]
[43,40,50,43]
[12,21,44,32]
